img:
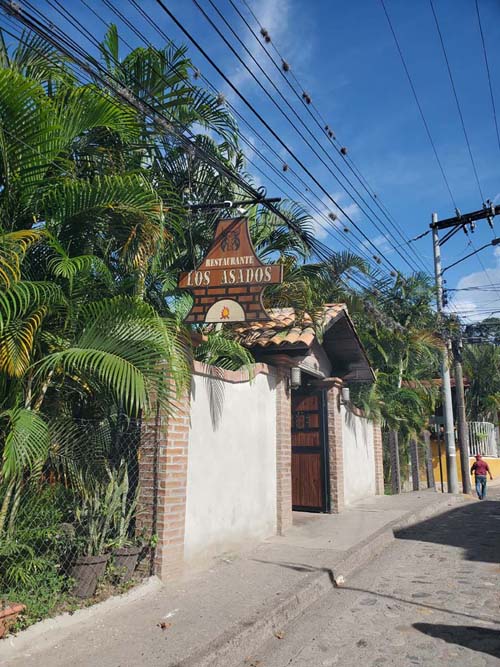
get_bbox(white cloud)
[363,233,393,256]
[228,0,292,94]
[448,251,500,321]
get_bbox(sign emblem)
[178,217,283,323]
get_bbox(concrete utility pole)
[452,337,472,495]
[432,213,459,494]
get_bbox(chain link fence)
[0,416,155,633]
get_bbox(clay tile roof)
[234,303,347,349]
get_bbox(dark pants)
[475,475,487,500]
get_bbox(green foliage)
[73,461,139,556]
[463,343,500,423]
[352,273,441,453]
[0,484,71,592]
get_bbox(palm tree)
[463,344,500,423]
[351,273,442,486]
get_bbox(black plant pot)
[70,553,110,598]
[112,545,142,582]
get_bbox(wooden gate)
[291,390,329,512]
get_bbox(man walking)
[470,454,493,500]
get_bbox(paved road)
[243,488,500,667]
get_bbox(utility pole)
[431,213,459,494]
[452,336,472,495]
[429,203,500,493]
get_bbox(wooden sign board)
[178,217,283,323]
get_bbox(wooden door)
[291,390,329,512]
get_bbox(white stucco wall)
[184,371,277,565]
[341,406,376,505]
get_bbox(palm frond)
[0,407,50,481]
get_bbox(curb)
[174,493,470,667]
[0,576,162,663]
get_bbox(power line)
[475,0,500,157]
[198,0,421,274]
[467,235,500,302]
[0,7,377,303]
[379,0,457,210]
[429,0,485,202]
[1,4,411,328]
[227,0,430,276]
[49,0,383,278]
[42,0,391,279]
[151,0,402,275]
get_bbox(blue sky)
[17,0,500,320]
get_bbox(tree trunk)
[389,430,401,494]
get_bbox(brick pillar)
[326,380,345,513]
[137,390,190,581]
[136,404,160,571]
[275,366,292,534]
[373,422,385,495]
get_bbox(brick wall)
[275,366,292,534]
[186,284,268,322]
[137,390,190,581]
[326,381,345,513]
[373,422,385,495]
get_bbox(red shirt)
[471,459,490,476]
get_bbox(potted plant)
[109,461,143,583]
[70,471,123,598]
[0,600,26,639]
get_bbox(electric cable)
[151,0,402,274]
[69,0,396,277]
[475,0,500,157]
[203,0,425,274]
[1,4,410,327]
[230,0,430,275]
[379,0,457,210]
[429,0,485,202]
[40,0,383,278]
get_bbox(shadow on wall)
[343,408,370,455]
[190,368,226,431]
[394,500,500,564]
[413,624,500,659]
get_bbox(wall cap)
[192,360,275,383]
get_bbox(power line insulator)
[282,163,288,172]
[216,93,226,105]
[281,59,290,72]
[340,146,348,156]
[373,255,382,264]
[302,91,312,104]
[260,27,271,43]
[343,227,349,233]
[328,212,337,221]
[390,270,397,277]
[193,68,201,80]
[324,125,335,139]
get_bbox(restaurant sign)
[178,217,283,323]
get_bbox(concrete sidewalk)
[0,490,472,667]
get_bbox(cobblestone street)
[244,488,500,667]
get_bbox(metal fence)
[468,421,498,457]
[0,417,152,633]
